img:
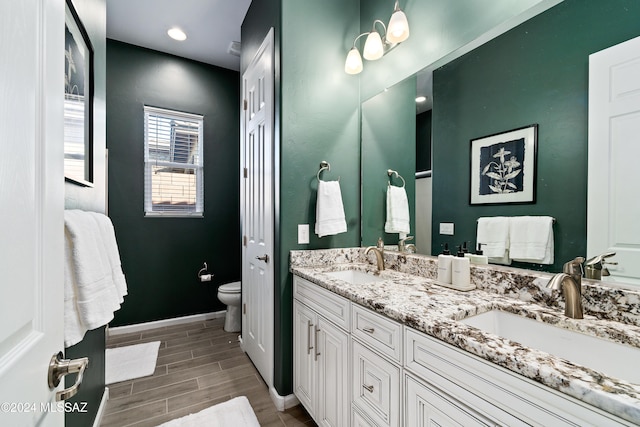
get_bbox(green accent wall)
[278,0,361,395]
[431,0,640,272]
[106,40,241,326]
[361,77,416,246]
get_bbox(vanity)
[290,248,640,426]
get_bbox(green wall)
[106,40,241,326]
[277,0,361,395]
[361,77,416,246]
[432,0,640,272]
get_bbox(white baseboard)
[92,387,109,427]
[269,387,299,411]
[108,311,226,336]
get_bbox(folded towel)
[384,185,410,234]
[509,216,554,264]
[315,180,347,238]
[64,210,126,345]
[89,212,128,303]
[477,217,511,265]
[64,228,87,347]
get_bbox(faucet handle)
[562,257,585,277]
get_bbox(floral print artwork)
[479,138,525,195]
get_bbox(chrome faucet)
[546,257,585,319]
[584,251,617,280]
[365,246,385,272]
[398,235,415,253]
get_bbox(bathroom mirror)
[359,0,640,288]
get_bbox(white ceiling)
[106,0,252,71]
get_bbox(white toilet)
[217,281,241,332]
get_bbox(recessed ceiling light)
[416,96,427,103]
[167,27,187,41]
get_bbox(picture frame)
[64,0,94,186]
[469,124,538,205]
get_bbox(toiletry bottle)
[465,243,489,265]
[452,245,471,289]
[437,243,454,284]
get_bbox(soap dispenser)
[465,243,488,265]
[451,245,474,291]
[437,243,454,284]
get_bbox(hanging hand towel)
[509,216,554,264]
[476,217,511,265]
[89,212,128,303]
[385,185,410,234]
[315,180,347,237]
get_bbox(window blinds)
[144,106,204,216]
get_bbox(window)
[144,106,204,216]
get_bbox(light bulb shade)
[345,47,363,74]
[363,31,384,60]
[387,10,409,43]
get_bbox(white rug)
[105,341,161,384]
[156,396,260,427]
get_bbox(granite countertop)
[291,261,640,424]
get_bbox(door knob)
[48,352,89,401]
[256,254,269,263]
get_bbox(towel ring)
[387,169,405,188]
[317,161,340,182]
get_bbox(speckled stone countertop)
[290,248,640,425]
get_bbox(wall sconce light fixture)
[345,0,410,75]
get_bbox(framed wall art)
[64,0,94,186]
[469,124,538,205]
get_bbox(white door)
[293,301,316,417]
[0,0,66,426]
[316,316,349,427]
[241,28,275,387]
[588,35,640,286]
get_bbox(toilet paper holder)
[198,262,213,282]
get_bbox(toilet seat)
[218,281,241,293]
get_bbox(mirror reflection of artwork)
[470,125,537,205]
[479,138,524,195]
[64,0,93,186]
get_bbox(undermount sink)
[460,310,640,384]
[324,269,385,285]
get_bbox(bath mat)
[155,396,260,427]
[105,341,160,384]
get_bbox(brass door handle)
[256,254,269,263]
[363,327,375,334]
[48,352,89,401]
[363,384,374,393]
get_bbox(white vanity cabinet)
[293,276,350,427]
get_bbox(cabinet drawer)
[352,340,401,427]
[294,275,350,330]
[405,374,492,426]
[352,304,402,363]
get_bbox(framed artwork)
[469,124,538,205]
[64,0,94,186]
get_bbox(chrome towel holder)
[387,169,406,188]
[317,160,340,182]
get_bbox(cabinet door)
[317,316,350,427]
[293,300,317,416]
[352,340,401,427]
[405,374,492,427]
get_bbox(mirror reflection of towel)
[385,185,410,234]
[315,180,347,237]
[509,216,554,264]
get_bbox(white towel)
[509,216,554,264]
[315,180,347,237]
[88,212,128,302]
[64,210,127,346]
[476,217,511,265]
[384,185,410,234]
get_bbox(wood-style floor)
[101,317,316,427]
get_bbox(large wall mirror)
[359,0,640,288]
